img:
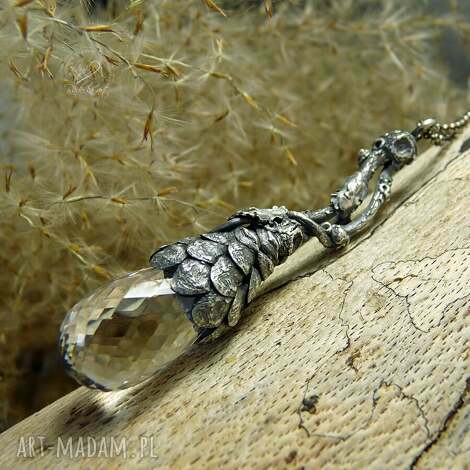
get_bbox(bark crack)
[297,272,355,438]
[370,269,427,333]
[298,380,432,442]
[370,248,469,333]
[408,377,470,469]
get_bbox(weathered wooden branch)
[0,130,469,469]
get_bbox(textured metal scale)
[150,206,309,340]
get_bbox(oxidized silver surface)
[170,259,211,295]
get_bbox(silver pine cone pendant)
[59,113,469,391]
[60,206,321,391]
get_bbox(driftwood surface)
[0,129,469,469]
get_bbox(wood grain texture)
[1,130,469,469]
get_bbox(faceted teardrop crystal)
[59,268,198,391]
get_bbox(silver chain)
[413,110,470,145]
